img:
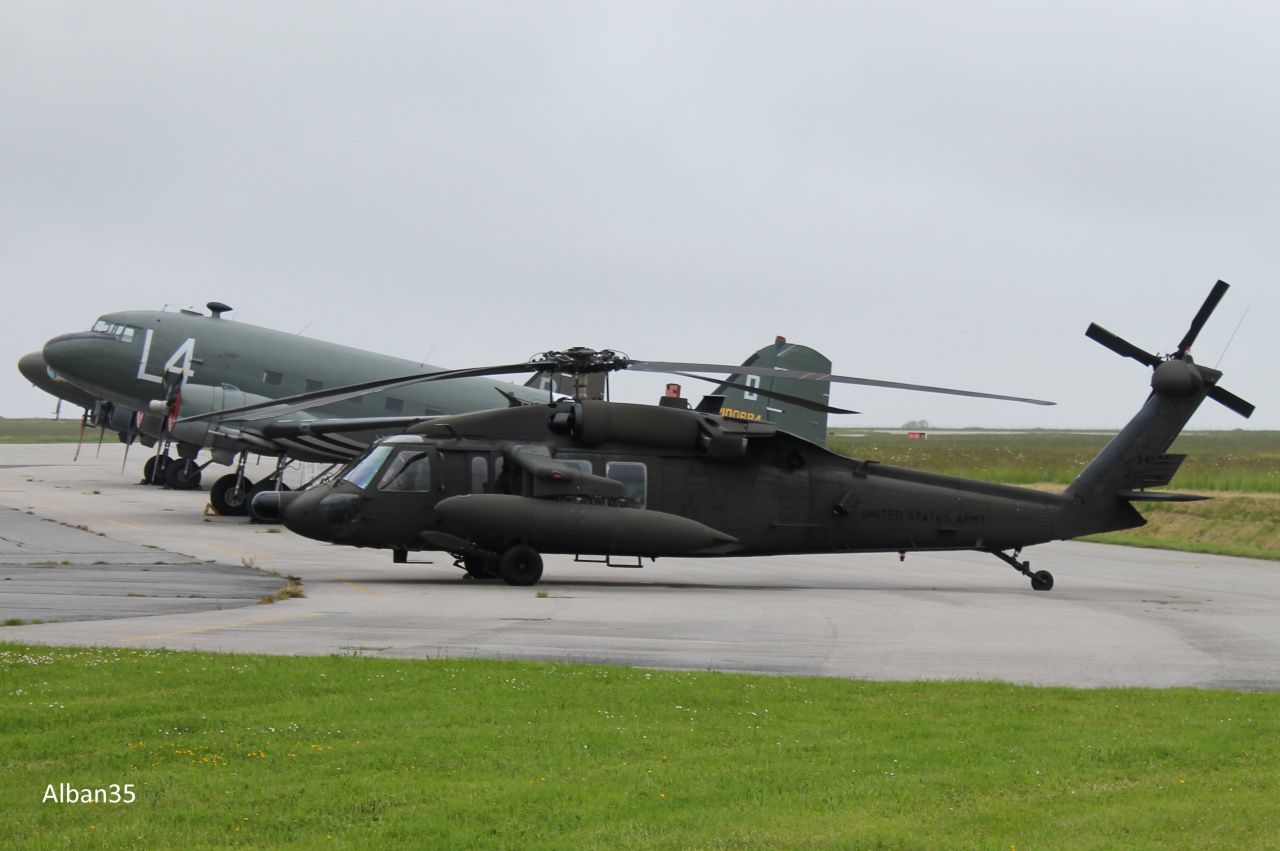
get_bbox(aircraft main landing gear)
[497,544,543,586]
[164,458,203,490]
[210,474,254,516]
[988,548,1054,591]
[142,454,170,486]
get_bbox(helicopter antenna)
[1215,306,1248,368]
[297,321,313,336]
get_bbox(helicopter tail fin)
[704,337,834,446]
[1055,282,1253,539]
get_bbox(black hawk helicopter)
[201,282,1251,589]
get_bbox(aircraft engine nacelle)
[550,400,756,459]
[163,384,273,447]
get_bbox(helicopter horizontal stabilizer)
[1115,491,1211,503]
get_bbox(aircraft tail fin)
[703,337,835,446]
[1056,281,1253,538]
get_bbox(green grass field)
[0,418,101,444]
[2,644,1277,849]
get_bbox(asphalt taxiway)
[1,443,1277,690]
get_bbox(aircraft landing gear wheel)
[143,455,170,486]
[1030,570,1054,592]
[497,545,543,586]
[164,458,202,490]
[247,478,292,523]
[210,474,254,516]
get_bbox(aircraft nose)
[18,349,102,410]
[268,488,361,543]
[42,331,108,373]
[17,351,49,386]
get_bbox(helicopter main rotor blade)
[630,361,1055,406]
[1176,279,1229,358]
[671,373,858,415]
[1084,323,1161,367]
[178,362,540,423]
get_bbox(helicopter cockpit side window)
[605,461,647,509]
[341,445,394,489]
[378,449,433,492]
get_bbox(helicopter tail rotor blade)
[1084,323,1161,367]
[1207,385,1255,419]
[1176,279,1230,358]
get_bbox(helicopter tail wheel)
[1030,570,1055,592]
[497,545,543,586]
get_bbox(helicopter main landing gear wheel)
[988,548,1054,591]
[497,545,543,586]
[461,555,500,580]
[210,474,254,516]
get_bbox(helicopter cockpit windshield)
[341,445,393,489]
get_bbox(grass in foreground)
[1,644,1277,849]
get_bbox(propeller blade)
[671,373,858,415]
[1207,385,1255,419]
[73,410,87,462]
[1084,323,1161,367]
[178,362,540,423]
[1177,279,1230,357]
[630,361,1055,406]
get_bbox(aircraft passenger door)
[437,450,470,497]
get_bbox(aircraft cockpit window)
[90,320,137,343]
[341,445,394,489]
[378,450,432,492]
[605,461,647,509]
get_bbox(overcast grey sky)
[3,2,1276,430]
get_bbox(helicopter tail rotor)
[1085,280,1253,419]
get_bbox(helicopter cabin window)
[605,461,647,509]
[341,445,394,489]
[470,457,488,493]
[378,449,432,492]
[385,397,404,413]
[264,370,283,386]
[304,379,324,393]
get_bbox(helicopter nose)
[251,490,292,523]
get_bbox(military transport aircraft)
[19,302,839,516]
[242,281,1252,591]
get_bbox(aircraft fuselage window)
[342,445,394,489]
[471,457,488,493]
[385,397,404,413]
[305,379,324,393]
[264,370,283,386]
[378,450,432,492]
[605,461,647,509]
